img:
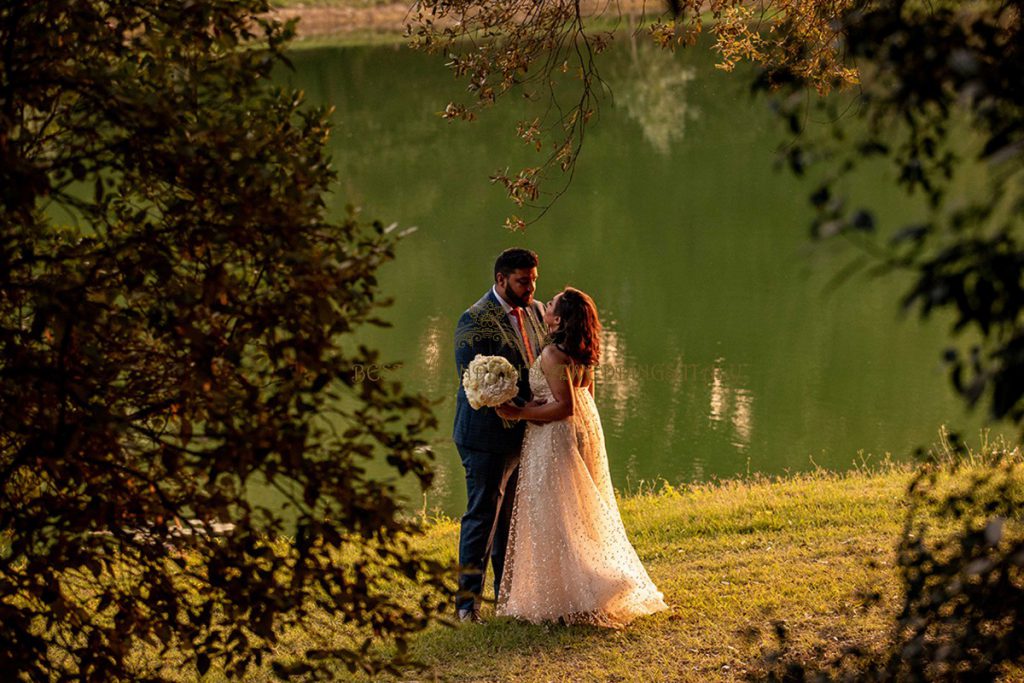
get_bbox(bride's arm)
[496,350,575,423]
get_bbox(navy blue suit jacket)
[453,289,547,454]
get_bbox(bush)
[0,1,446,678]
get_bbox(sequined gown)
[496,357,668,627]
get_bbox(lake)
[280,35,994,516]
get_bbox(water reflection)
[731,389,754,450]
[416,314,456,515]
[597,323,639,438]
[609,35,699,155]
[709,363,727,424]
[422,445,451,515]
[417,315,444,395]
[659,355,687,449]
[707,362,754,451]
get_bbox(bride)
[495,287,667,627]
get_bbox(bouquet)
[462,354,520,411]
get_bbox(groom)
[453,248,546,622]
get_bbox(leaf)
[272,662,314,678]
[890,224,929,245]
[197,653,211,676]
[851,210,875,232]
[311,373,331,392]
[810,185,830,208]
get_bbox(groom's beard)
[504,290,533,308]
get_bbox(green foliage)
[761,2,1024,678]
[888,452,1024,680]
[767,0,1024,424]
[0,0,446,679]
[409,0,855,228]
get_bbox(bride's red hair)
[552,287,601,367]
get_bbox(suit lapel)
[482,290,527,363]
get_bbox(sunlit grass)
[376,464,915,681]
[133,464,917,681]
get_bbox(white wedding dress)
[497,357,668,627]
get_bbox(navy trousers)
[456,444,519,611]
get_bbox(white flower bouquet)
[462,354,520,410]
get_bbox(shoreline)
[269,2,413,43]
[268,0,662,43]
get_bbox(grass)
[15,448,1022,681]
[381,465,915,682]
[205,461,926,681]
[213,447,1018,681]
[159,464,916,681]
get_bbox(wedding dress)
[496,357,668,627]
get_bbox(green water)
[280,37,995,516]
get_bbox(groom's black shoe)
[457,607,482,624]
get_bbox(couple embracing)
[453,248,667,627]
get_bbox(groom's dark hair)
[494,248,539,281]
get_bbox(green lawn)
[236,463,928,681]
[380,467,914,681]
[228,455,1020,681]
[27,455,1022,681]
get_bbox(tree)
[413,0,1024,677]
[1,1,446,679]
[761,2,1024,677]
[769,0,1024,425]
[409,0,857,228]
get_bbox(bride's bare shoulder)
[539,344,571,376]
[541,345,585,387]
[540,344,570,364]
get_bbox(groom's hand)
[496,402,522,420]
[524,399,548,425]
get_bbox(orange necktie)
[510,307,535,365]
